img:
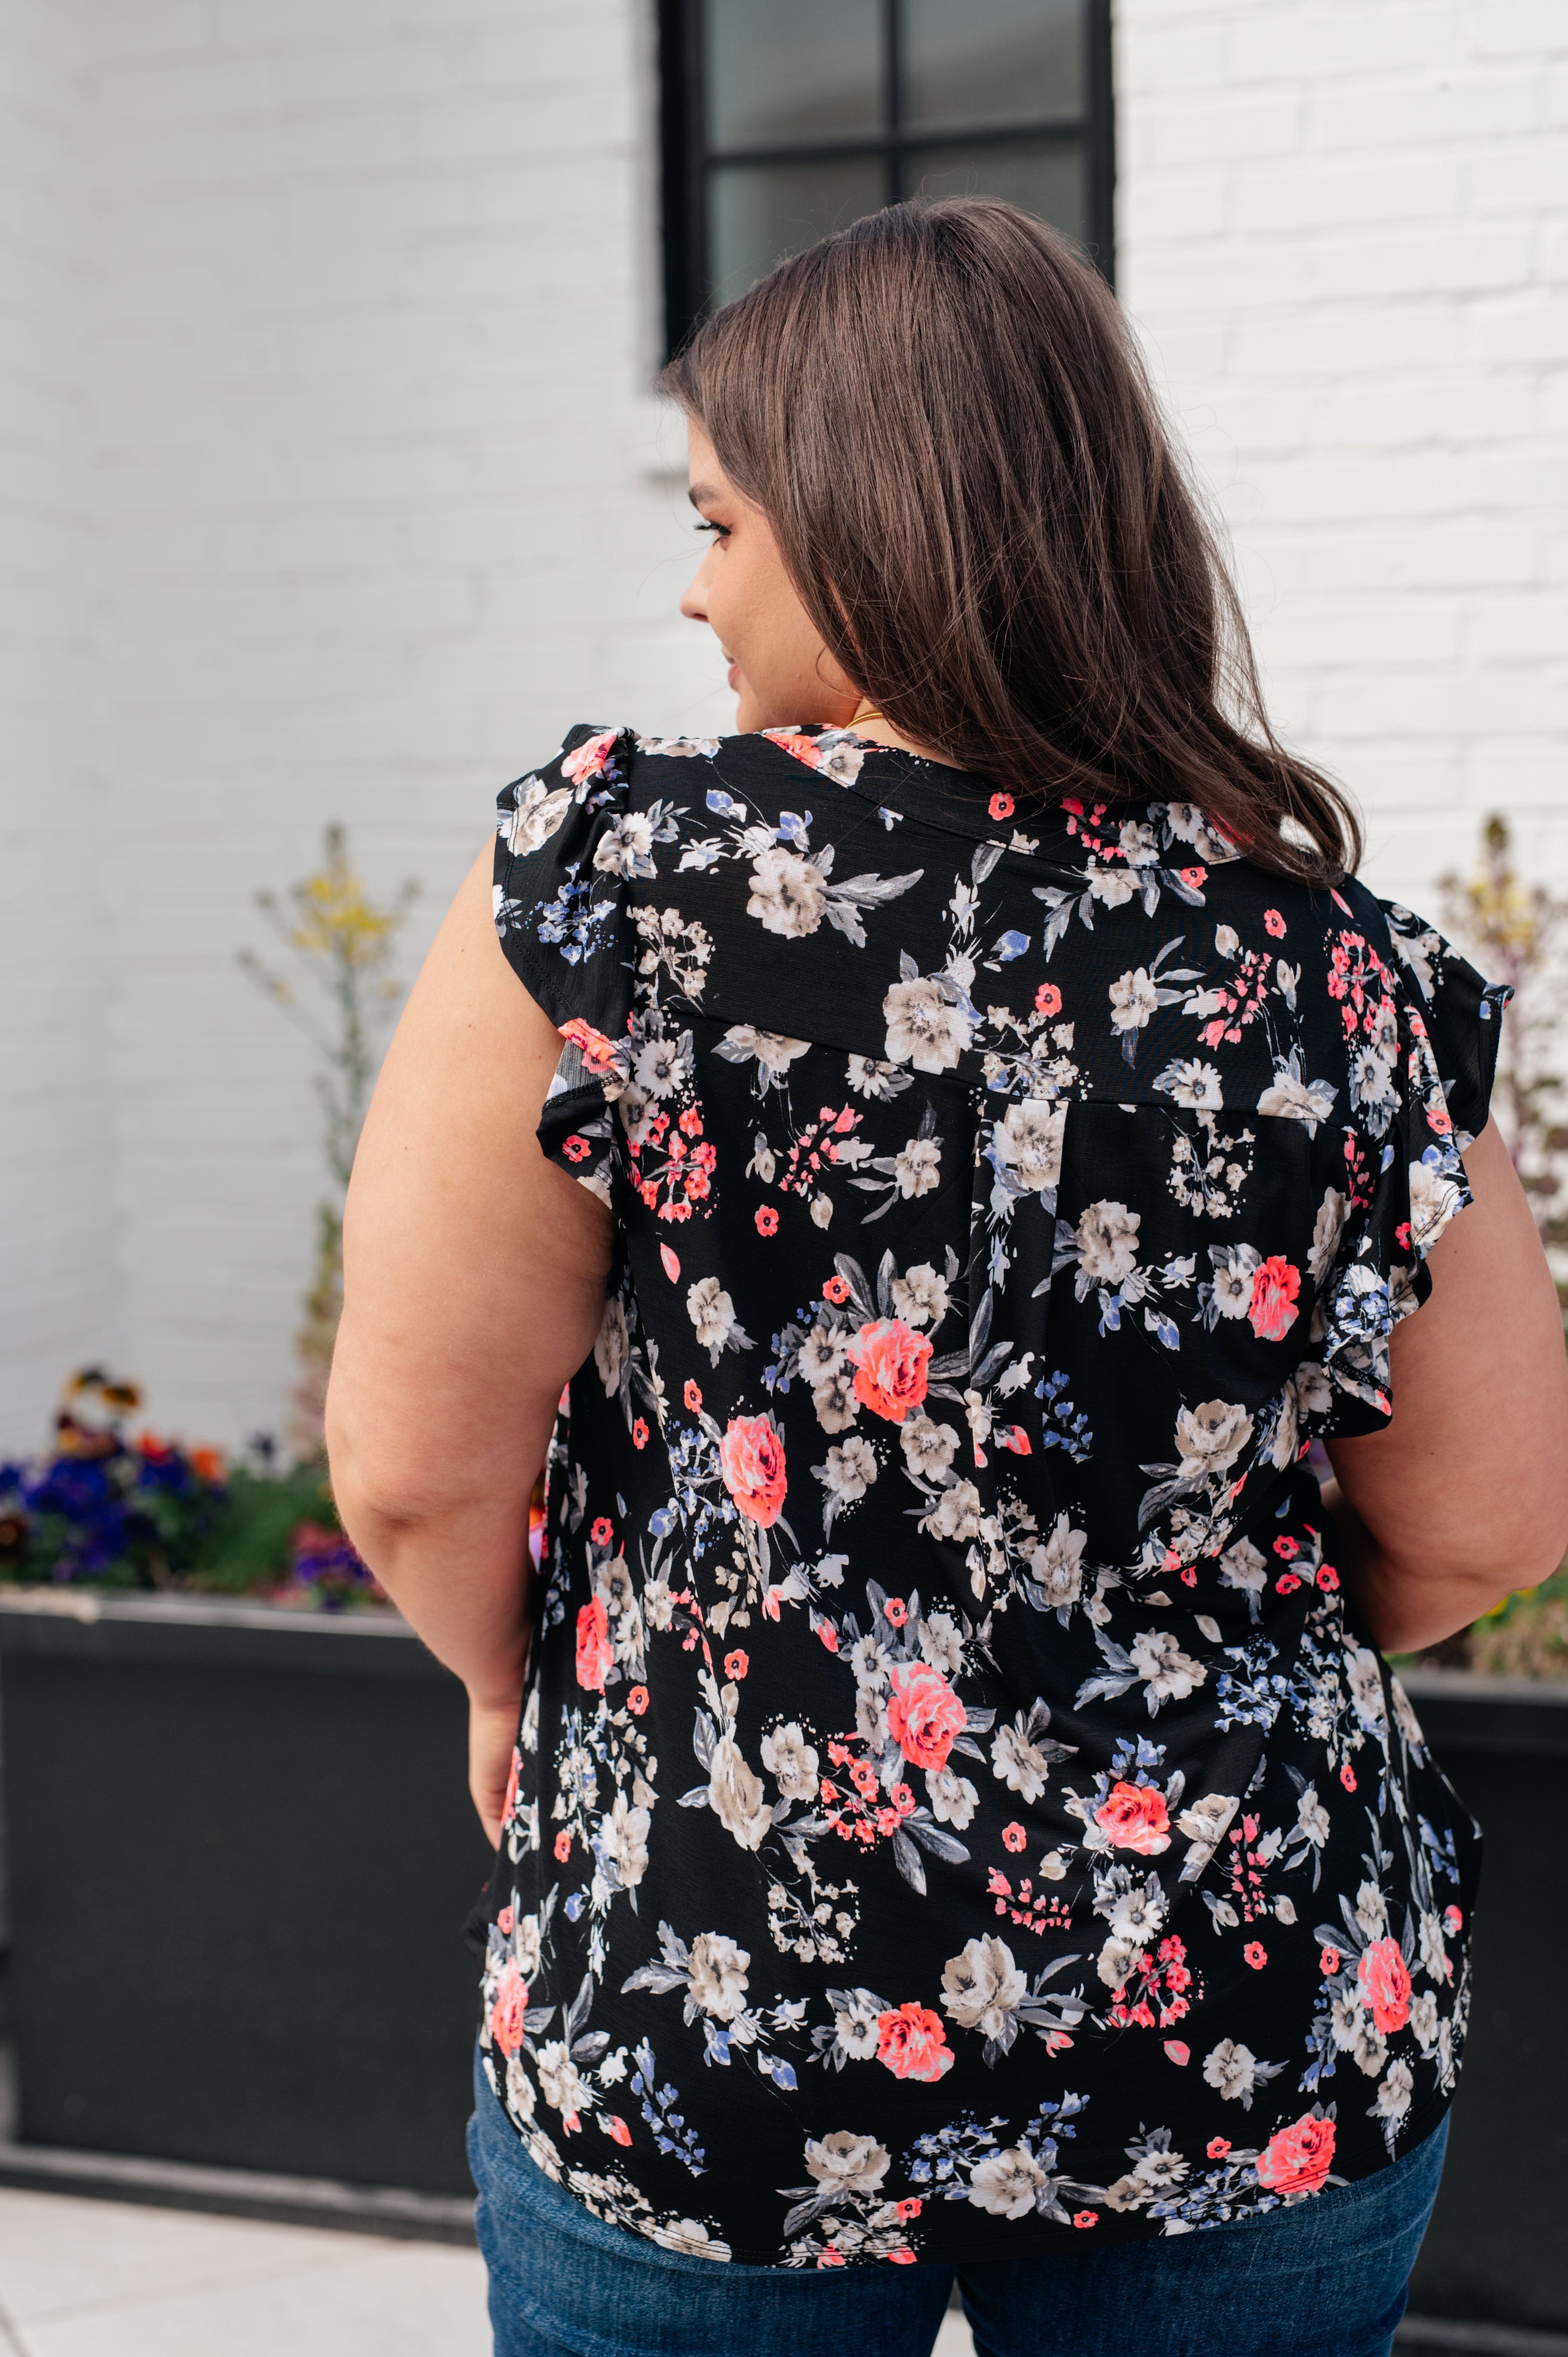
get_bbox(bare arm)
[1324,1118,1568,1654]
[325,845,613,1841]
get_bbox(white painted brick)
[0,0,117,1453]
[1115,22,1232,98]
[1316,70,1546,153]
[1466,142,1568,214]
[1230,7,1467,88]
[1543,221,1568,288]
[1469,747,1568,807]
[1123,0,1568,923]
[1262,598,1467,670]
[1316,746,1467,813]
[1138,92,1305,169]
[1225,300,1465,379]
[1112,172,1230,246]
[1462,292,1568,364]
[1238,157,1464,236]
[1470,2,1568,62]
[1317,667,1568,741]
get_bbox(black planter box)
[0,1592,491,2197]
[0,1606,1561,2323]
[1400,1672,1568,2336]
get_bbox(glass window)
[659,0,1114,354]
[903,0,1084,131]
[709,159,887,306]
[705,0,881,147]
[904,143,1089,249]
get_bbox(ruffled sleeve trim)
[492,724,639,1197]
[1317,897,1510,1431]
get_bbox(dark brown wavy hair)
[660,197,1361,884]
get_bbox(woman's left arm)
[325,846,613,1844]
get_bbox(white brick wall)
[1,0,1564,1452]
[1117,0,1568,910]
[0,0,116,1453]
[54,0,714,1453]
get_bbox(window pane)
[903,0,1083,131]
[708,159,887,305]
[904,140,1088,246]
[705,0,882,149]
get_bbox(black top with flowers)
[477,722,1504,2268]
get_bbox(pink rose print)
[1248,1255,1301,1342]
[1357,1936,1412,2033]
[501,1747,522,1829]
[604,2115,632,2147]
[761,727,826,770]
[719,1413,789,1526]
[557,1015,617,1073]
[489,1959,528,2059]
[875,2002,954,2082]
[847,1318,933,1423]
[561,728,617,786]
[1093,1780,1171,1856]
[1255,2112,1336,2198]
[887,1663,967,1771]
[575,1596,612,1690]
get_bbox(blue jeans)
[468,2056,1447,2357]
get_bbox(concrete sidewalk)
[0,2185,979,2356]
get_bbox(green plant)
[0,1373,383,1609]
[1467,1565,1568,1680]
[240,825,417,1455]
[1440,814,1568,1293]
[188,1459,342,1594]
[1388,816,1568,1675]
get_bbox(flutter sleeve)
[1317,899,1511,1431]
[491,724,639,1199]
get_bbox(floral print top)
[478,722,1505,2267]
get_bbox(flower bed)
[0,1372,380,1610]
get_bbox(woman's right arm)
[1323,1117,1568,1655]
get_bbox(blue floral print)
[475,723,1505,2266]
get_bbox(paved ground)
[0,2186,978,2355]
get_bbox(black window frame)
[658,0,1115,360]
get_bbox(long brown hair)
[660,198,1361,884]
